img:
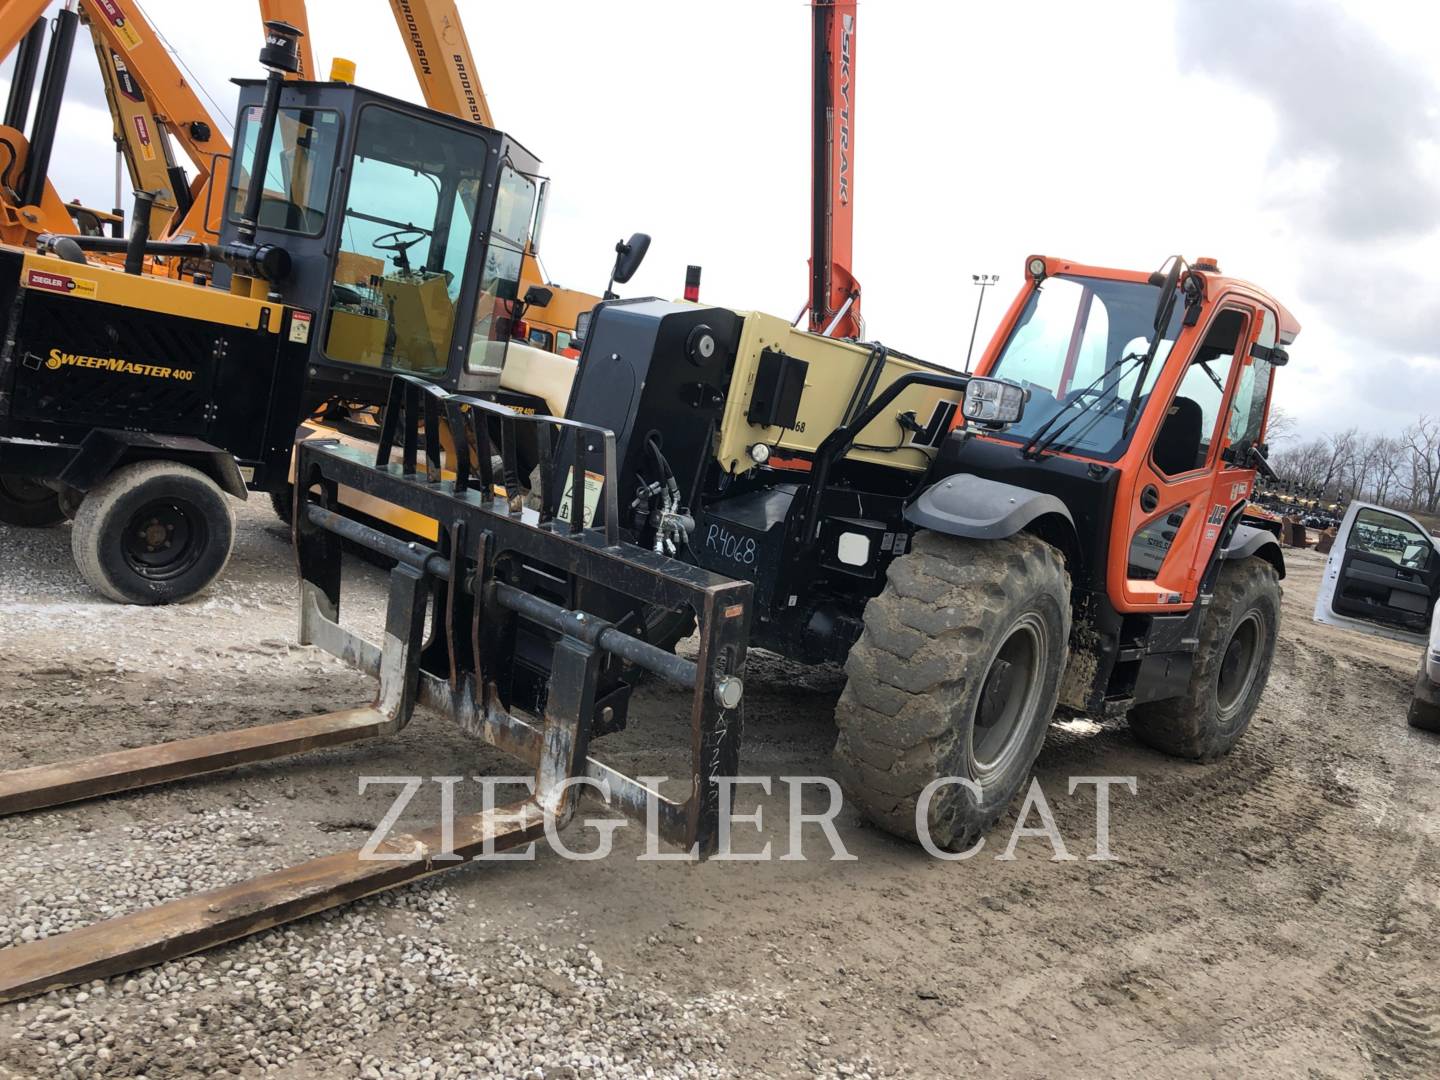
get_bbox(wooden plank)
[0,801,548,1003]
[0,708,393,815]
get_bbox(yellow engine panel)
[716,311,965,475]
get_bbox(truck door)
[1118,302,1258,606]
[1314,501,1440,645]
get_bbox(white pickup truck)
[1313,501,1440,731]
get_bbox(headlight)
[962,378,1027,426]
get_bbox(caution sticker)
[25,269,97,298]
[288,310,313,344]
[557,469,605,529]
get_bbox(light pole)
[965,273,999,372]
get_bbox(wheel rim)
[1217,610,1264,717]
[122,498,208,581]
[970,612,1049,778]
[0,475,55,506]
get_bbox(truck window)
[1350,508,1435,572]
[323,106,488,378]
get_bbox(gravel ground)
[1,501,1438,1078]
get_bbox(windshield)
[229,107,341,236]
[323,106,489,377]
[987,274,1186,460]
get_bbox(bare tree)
[1321,428,1358,495]
[1265,404,1298,445]
[1404,416,1440,513]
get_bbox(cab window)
[229,107,341,236]
[324,106,487,378]
[1152,308,1246,477]
[468,164,538,375]
[1226,308,1278,453]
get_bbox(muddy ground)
[1,501,1437,1078]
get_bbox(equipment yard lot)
[1,504,1437,1080]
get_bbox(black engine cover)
[559,299,742,521]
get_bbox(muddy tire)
[1408,662,1440,733]
[834,531,1071,851]
[72,461,235,605]
[0,474,64,527]
[1128,557,1281,759]
[269,483,294,526]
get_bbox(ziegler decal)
[94,0,142,49]
[131,115,156,161]
[45,349,196,381]
[25,269,97,298]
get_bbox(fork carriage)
[0,376,751,1003]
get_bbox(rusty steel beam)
[0,801,548,1003]
[0,708,394,816]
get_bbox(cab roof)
[1028,254,1301,345]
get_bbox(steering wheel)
[370,227,430,272]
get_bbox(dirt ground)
[1,501,1438,1079]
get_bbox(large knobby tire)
[1409,661,1440,733]
[834,531,1071,851]
[71,461,235,605]
[269,483,295,526]
[0,474,65,527]
[1128,557,1281,759]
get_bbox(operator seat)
[1152,396,1204,475]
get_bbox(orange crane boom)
[386,0,494,127]
[78,0,232,242]
[807,0,861,339]
[1,0,233,245]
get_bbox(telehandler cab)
[0,19,1300,1008]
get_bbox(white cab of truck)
[1313,501,1440,730]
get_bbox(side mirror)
[523,285,554,308]
[610,232,650,286]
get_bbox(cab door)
[1314,501,1440,645]
[1115,300,1259,609]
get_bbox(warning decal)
[557,470,605,529]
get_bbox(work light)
[962,378,1027,426]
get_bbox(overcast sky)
[4,0,1437,437]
